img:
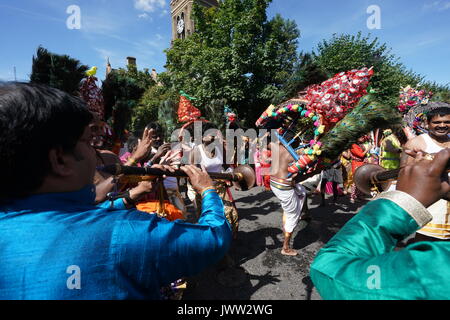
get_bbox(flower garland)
[397,85,433,115]
[303,67,374,128]
[256,67,374,174]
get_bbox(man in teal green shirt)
[310,149,450,299]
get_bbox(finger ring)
[424,154,434,161]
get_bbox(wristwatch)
[124,190,137,206]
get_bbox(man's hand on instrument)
[125,164,177,206]
[130,181,154,199]
[397,149,450,207]
[151,164,176,177]
[180,165,214,194]
[124,180,155,208]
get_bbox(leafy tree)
[30,46,88,95]
[102,64,155,140]
[131,84,178,138]
[158,100,179,140]
[313,32,424,106]
[165,0,300,127]
[421,81,450,103]
[272,52,328,105]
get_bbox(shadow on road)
[182,190,368,300]
[236,202,281,221]
[183,227,284,300]
[293,200,358,249]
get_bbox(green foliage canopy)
[131,83,178,138]
[165,0,300,127]
[272,52,328,105]
[102,65,155,140]
[312,32,424,106]
[30,46,88,95]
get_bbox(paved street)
[183,186,367,300]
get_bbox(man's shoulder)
[404,135,426,149]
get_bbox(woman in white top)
[189,122,239,237]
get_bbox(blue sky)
[0,0,449,86]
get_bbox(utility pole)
[13,66,17,81]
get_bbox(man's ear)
[48,147,74,177]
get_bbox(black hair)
[426,103,450,122]
[263,119,282,130]
[228,121,240,130]
[201,122,218,136]
[145,122,163,134]
[0,82,93,200]
[127,135,139,153]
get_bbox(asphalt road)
[182,186,367,300]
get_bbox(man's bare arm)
[401,137,425,166]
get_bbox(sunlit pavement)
[182,186,367,300]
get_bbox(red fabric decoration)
[302,67,374,129]
[79,76,105,120]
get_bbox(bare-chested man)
[269,132,308,256]
[401,103,450,242]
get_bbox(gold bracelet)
[127,157,137,165]
[202,190,217,198]
[200,186,215,196]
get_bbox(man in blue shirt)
[0,83,232,299]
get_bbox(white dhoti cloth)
[270,179,307,233]
[388,182,450,240]
[417,199,450,239]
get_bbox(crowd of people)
[1,82,450,300]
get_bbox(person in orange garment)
[260,147,272,191]
[349,136,368,203]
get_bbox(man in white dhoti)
[269,135,308,256]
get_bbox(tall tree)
[165,0,300,127]
[422,81,450,103]
[272,52,328,105]
[131,83,178,138]
[313,32,424,106]
[30,46,88,95]
[102,65,155,140]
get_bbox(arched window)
[180,12,185,39]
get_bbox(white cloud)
[93,38,164,72]
[423,1,450,11]
[0,4,64,23]
[81,14,121,35]
[134,0,166,13]
[95,48,115,60]
[440,2,450,10]
[138,13,149,19]
[145,39,164,49]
